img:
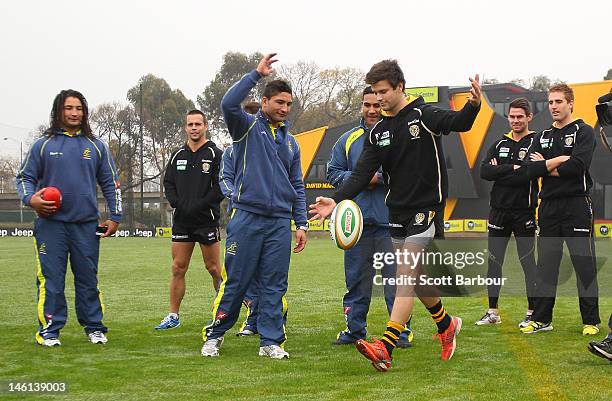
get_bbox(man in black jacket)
[520,84,600,335]
[477,98,538,328]
[155,110,224,330]
[310,59,481,371]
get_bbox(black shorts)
[171,225,220,244]
[389,209,441,241]
[487,208,536,238]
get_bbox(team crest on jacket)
[518,149,527,160]
[82,148,92,160]
[564,135,574,146]
[414,212,425,226]
[202,162,210,173]
[409,124,420,139]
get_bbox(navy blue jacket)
[220,145,235,212]
[16,129,122,223]
[326,119,388,226]
[220,70,307,227]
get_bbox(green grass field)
[1,236,610,401]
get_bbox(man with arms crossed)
[520,84,600,335]
[311,60,481,371]
[477,98,538,327]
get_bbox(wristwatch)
[297,225,309,232]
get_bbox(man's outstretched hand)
[308,197,337,223]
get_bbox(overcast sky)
[1,0,610,157]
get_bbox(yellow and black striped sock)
[427,300,451,333]
[381,320,404,356]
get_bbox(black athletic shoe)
[588,337,612,362]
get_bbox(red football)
[41,186,62,211]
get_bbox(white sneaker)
[475,311,502,325]
[40,337,61,347]
[518,313,533,329]
[88,331,108,344]
[258,345,289,359]
[201,337,224,357]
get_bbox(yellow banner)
[464,219,487,232]
[291,220,329,232]
[156,226,173,238]
[405,87,439,103]
[444,220,464,232]
[595,223,612,239]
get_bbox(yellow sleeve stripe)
[345,128,365,159]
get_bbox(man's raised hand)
[256,53,278,77]
[468,74,482,106]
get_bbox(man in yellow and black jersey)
[327,87,412,347]
[520,84,600,335]
[310,59,482,371]
[155,110,224,331]
[477,98,538,328]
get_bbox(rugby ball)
[41,186,62,211]
[329,200,363,250]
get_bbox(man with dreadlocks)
[16,89,122,347]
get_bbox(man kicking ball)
[310,59,481,371]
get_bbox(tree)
[197,51,265,145]
[277,63,364,133]
[127,74,195,225]
[605,69,612,81]
[198,53,365,137]
[277,61,326,128]
[91,102,140,179]
[509,78,527,88]
[529,75,551,91]
[528,75,565,92]
[318,67,364,127]
[91,102,142,228]
[0,156,19,194]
